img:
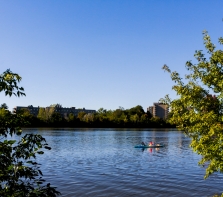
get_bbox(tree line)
[10,105,174,128]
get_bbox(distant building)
[13,104,96,118]
[147,102,169,119]
[46,104,96,118]
[13,105,40,116]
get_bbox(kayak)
[134,144,164,148]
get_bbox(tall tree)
[37,107,47,122]
[162,30,223,179]
[127,105,145,117]
[0,69,60,196]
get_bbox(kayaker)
[148,141,154,146]
[141,141,146,146]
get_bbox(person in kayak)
[141,142,146,146]
[148,141,154,146]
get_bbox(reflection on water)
[19,128,222,197]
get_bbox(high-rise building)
[147,102,169,119]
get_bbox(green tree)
[140,114,149,124]
[130,114,139,124]
[97,108,107,121]
[0,103,8,110]
[16,108,37,126]
[129,105,144,116]
[45,107,55,121]
[67,113,76,122]
[113,109,123,119]
[37,107,55,123]
[0,69,60,196]
[50,112,64,125]
[17,108,32,117]
[77,111,86,120]
[162,30,223,179]
[150,116,164,127]
[37,107,47,122]
[146,111,152,119]
[82,113,94,123]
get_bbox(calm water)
[20,128,222,196]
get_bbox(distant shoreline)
[22,126,176,129]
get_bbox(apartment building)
[13,105,40,116]
[13,104,96,118]
[147,102,169,119]
[46,104,96,118]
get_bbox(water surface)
[21,128,223,196]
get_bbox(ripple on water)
[21,128,223,197]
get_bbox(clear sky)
[0,0,223,112]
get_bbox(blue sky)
[0,0,223,111]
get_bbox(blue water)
[20,128,222,196]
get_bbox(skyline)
[0,1,223,111]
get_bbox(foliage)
[17,104,174,128]
[126,105,145,117]
[77,111,86,121]
[0,69,25,97]
[50,112,65,126]
[162,30,223,179]
[0,103,8,110]
[37,107,55,123]
[0,69,60,196]
[37,108,46,121]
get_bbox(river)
[20,128,222,196]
